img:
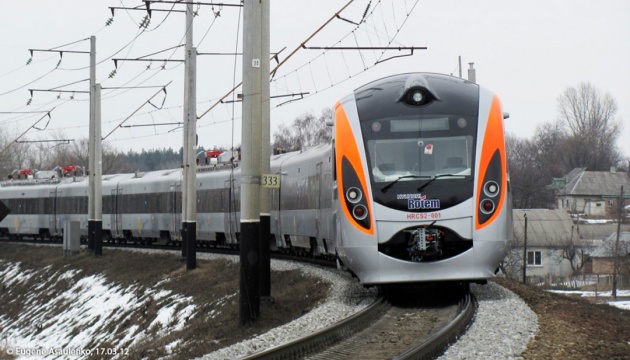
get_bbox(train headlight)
[477,150,503,227]
[411,90,424,104]
[401,86,435,106]
[346,187,362,203]
[341,157,371,231]
[484,181,499,197]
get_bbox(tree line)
[0,108,333,179]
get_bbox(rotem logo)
[407,196,440,210]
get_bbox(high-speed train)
[0,72,511,285]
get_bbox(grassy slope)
[0,243,328,359]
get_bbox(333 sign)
[260,174,280,188]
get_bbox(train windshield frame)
[360,115,479,211]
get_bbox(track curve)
[242,286,475,360]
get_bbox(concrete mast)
[259,0,272,301]
[181,3,194,259]
[93,83,103,256]
[88,35,96,251]
[240,0,263,325]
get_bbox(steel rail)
[241,297,390,360]
[395,292,477,360]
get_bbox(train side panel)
[0,182,57,239]
[55,178,89,239]
[277,144,335,255]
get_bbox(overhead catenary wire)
[197,0,356,120]
[269,0,420,101]
[63,1,421,142]
[102,81,172,140]
[0,108,57,156]
[2,1,422,152]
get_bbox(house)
[506,209,594,279]
[584,232,630,276]
[550,168,630,217]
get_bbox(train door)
[55,190,63,237]
[315,161,323,239]
[49,191,56,235]
[112,188,123,238]
[168,184,181,241]
[223,178,236,244]
[271,182,281,249]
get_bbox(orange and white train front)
[333,73,511,285]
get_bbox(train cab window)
[367,135,473,183]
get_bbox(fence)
[502,273,630,290]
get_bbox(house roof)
[590,232,630,257]
[577,223,630,241]
[513,209,579,247]
[557,168,630,196]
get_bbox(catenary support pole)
[240,0,262,325]
[259,0,272,302]
[522,213,528,284]
[612,185,623,298]
[94,84,103,256]
[87,35,96,251]
[181,2,194,258]
[185,48,197,270]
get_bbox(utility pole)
[181,2,194,260]
[184,47,197,270]
[93,84,103,256]
[522,213,528,284]
[259,0,272,303]
[240,0,262,325]
[88,35,96,252]
[612,185,623,298]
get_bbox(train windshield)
[361,115,478,211]
[362,116,475,184]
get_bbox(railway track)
[243,285,475,360]
[0,236,337,268]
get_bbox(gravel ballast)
[439,282,538,360]
[197,252,537,360]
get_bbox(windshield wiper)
[381,175,429,193]
[417,174,456,192]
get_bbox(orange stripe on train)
[335,102,374,235]
[476,96,507,230]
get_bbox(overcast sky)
[1,0,628,160]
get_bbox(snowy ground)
[0,259,196,359]
[547,289,630,310]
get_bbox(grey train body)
[0,144,336,256]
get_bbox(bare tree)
[555,226,592,274]
[18,131,133,175]
[506,126,563,209]
[273,108,332,152]
[0,129,33,178]
[556,82,622,171]
[499,234,524,279]
[604,235,630,274]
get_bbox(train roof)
[275,143,332,168]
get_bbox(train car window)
[80,196,88,214]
